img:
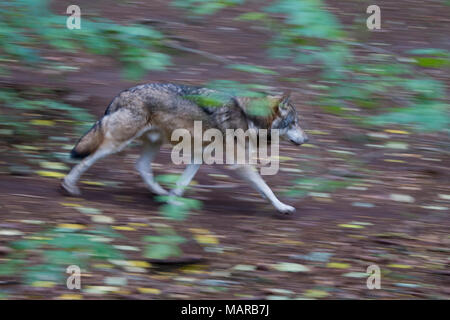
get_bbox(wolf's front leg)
[234,165,295,214]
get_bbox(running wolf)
[62,83,308,214]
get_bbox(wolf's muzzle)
[290,136,308,145]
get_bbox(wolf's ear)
[280,91,291,105]
[231,97,246,110]
[275,91,291,114]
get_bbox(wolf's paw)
[149,184,169,196]
[276,203,295,215]
[60,180,81,196]
[167,195,184,206]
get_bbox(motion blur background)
[0,0,448,299]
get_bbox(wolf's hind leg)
[168,164,201,201]
[62,144,117,196]
[136,139,168,196]
[63,107,150,196]
[234,165,295,214]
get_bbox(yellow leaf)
[338,224,365,229]
[301,143,318,148]
[327,262,351,269]
[30,120,55,126]
[384,129,409,134]
[112,226,136,231]
[138,288,161,294]
[189,228,211,234]
[24,236,53,241]
[93,264,113,269]
[60,203,82,207]
[129,260,151,268]
[180,265,208,274]
[58,294,83,300]
[81,180,105,186]
[388,264,412,269]
[32,281,55,288]
[194,234,219,245]
[36,170,65,178]
[304,289,329,298]
[57,224,85,230]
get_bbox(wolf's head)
[269,93,308,146]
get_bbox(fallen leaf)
[112,226,136,231]
[338,224,365,229]
[384,129,409,134]
[57,224,85,230]
[30,120,55,126]
[129,260,151,268]
[58,294,83,300]
[303,289,329,298]
[194,234,219,245]
[327,263,351,269]
[273,262,310,272]
[388,264,412,269]
[138,288,161,294]
[32,281,56,288]
[36,170,65,179]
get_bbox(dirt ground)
[0,0,449,299]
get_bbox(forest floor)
[0,0,448,299]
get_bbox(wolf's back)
[70,83,227,159]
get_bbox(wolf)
[61,83,308,214]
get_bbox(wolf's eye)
[283,111,296,128]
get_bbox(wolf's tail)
[70,118,104,159]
